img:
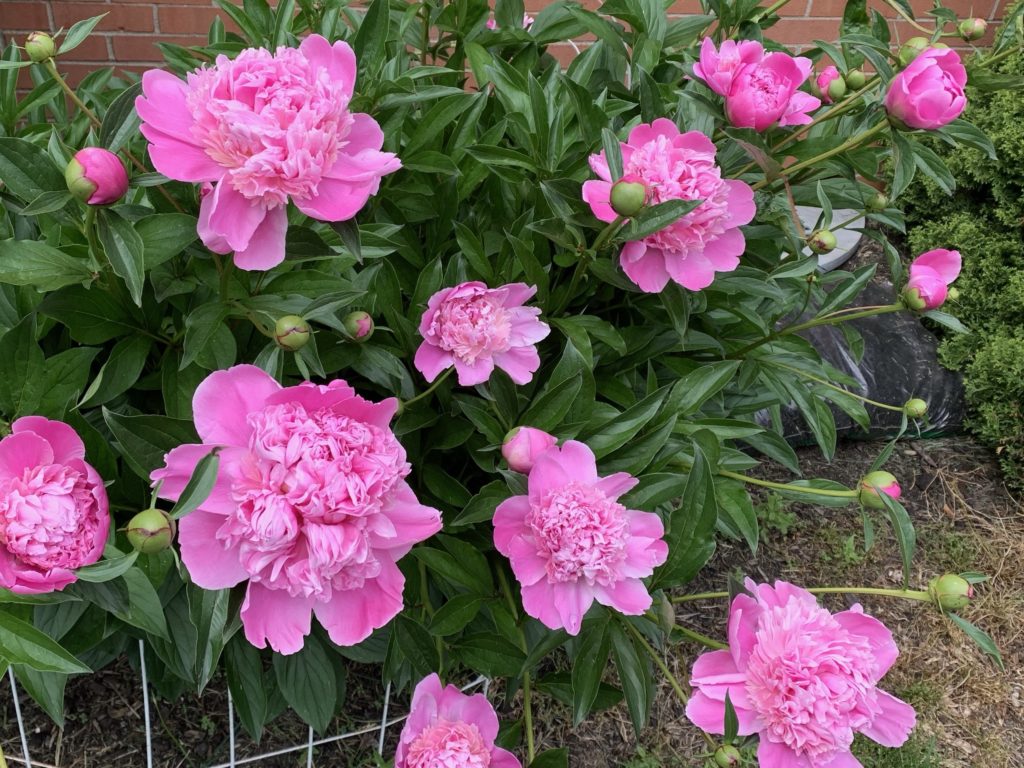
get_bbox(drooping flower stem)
[400,368,453,409]
[672,586,932,603]
[753,120,890,190]
[768,360,907,413]
[497,567,536,763]
[716,469,860,498]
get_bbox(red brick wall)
[0,0,1009,84]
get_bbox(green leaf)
[581,387,668,458]
[74,550,139,583]
[428,595,483,636]
[19,190,72,216]
[79,334,151,408]
[116,568,169,640]
[451,480,511,527]
[273,637,337,733]
[600,127,624,181]
[396,615,440,677]
[0,610,90,674]
[225,636,268,740]
[876,491,916,589]
[103,409,200,480]
[58,14,108,54]
[948,614,1004,671]
[13,665,67,727]
[40,285,141,344]
[922,310,968,333]
[655,446,717,588]
[530,749,569,768]
[624,199,701,241]
[521,374,583,432]
[674,361,740,415]
[716,482,758,554]
[413,548,489,594]
[0,138,66,203]
[99,82,143,153]
[353,0,388,74]
[571,616,611,725]
[457,634,526,677]
[0,239,94,291]
[723,690,739,742]
[610,622,652,734]
[890,131,918,200]
[97,209,146,306]
[0,315,44,418]
[136,214,199,268]
[169,450,220,519]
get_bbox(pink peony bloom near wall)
[0,417,109,594]
[136,35,400,271]
[885,48,967,130]
[151,365,442,654]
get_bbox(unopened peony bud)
[609,181,647,217]
[343,310,374,342]
[65,148,129,206]
[859,470,901,509]
[501,426,557,473]
[901,285,929,311]
[808,229,837,254]
[866,191,888,212]
[126,508,176,554]
[958,17,987,40]
[827,76,847,102]
[846,68,867,89]
[714,745,741,767]
[928,573,974,610]
[24,32,55,63]
[946,286,960,301]
[898,37,930,67]
[274,315,310,351]
[904,398,928,418]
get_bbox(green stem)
[769,361,906,412]
[45,59,102,127]
[979,46,1019,69]
[401,368,453,409]
[645,611,728,650]
[622,618,718,750]
[884,0,935,34]
[753,0,796,20]
[420,1,431,65]
[220,257,233,302]
[753,121,889,191]
[717,469,859,498]
[593,215,626,252]
[553,215,625,315]
[497,568,535,763]
[672,586,931,603]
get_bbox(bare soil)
[2,437,1022,768]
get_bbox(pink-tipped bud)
[609,180,647,217]
[24,32,55,63]
[501,426,557,473]
[859,471,901,509]
[65,148,129,206]
[343,311,374,342]
[898,36,930,67]
[274,315,311,351]
[808,229,837,254]
[958,17,987,41]
[714,745,741,767]
[904,398,927,418]
[928,573,974,611]
[903,248,961,310]
[126,508,176,554]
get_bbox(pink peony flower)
[583,118,756,293]
[151,365,442,654]
[816,65,843,104]
[414,282,550,386]
[501,426,557,473]
[396,674,522,768]
[136,35,401,271]
[903,248,961,310]
[0,417,109,594]
[493,441,668,635]
[486,13,535,29]
[693,38,821,131]
[686,580,916,768]
[65,147,129,205]
[885,48,967,130]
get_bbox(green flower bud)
[928,573,974,611]
[827,76,847,102]
[342,310,374,342]
[126,508,176,554]
[845,68,867,89]
[866,192,888,212]
[274,315,310,351]
[609,180,647,217]
[904,398,927,418]
[24,32,56,63]
[808,230,837,254]
[898,37,930,67]
[946,286,960,301]
[958,17,987,41]
[859,470,901,509]
[714,745,742,767]
[901,285,929,311]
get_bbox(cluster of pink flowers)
[137,35,400,270]
[493,439,668,634]
[687,580,916,767]
[885,48,967,130]
[0,418,109,594]
[415,282,550,386]
[584,119,756,292]
[152,365,442,654]
[693,38,821,131]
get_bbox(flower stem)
[753,0,796,20]
[621,618,718,750]
[401,368,452,409]
[716,469,859,498]
[497,567,535,763]
[645,610,728,650]
[554,215,625,315]
[884,0,936,34]
[671,586,932,603]
[768,360,906,412]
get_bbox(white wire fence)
[4,640,489,768]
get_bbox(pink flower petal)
[232,204,288,271]
[520,580,564,630]
[620,241,671,293]
[594,578,651,614]
[593,472,638,499]
[241,582,314,654]
[453,355,495,386]
[684,690,726,733]
[665,251,716,291]
[12,417,84,463]
[198,182,268,254]
[582,180,617,223]
[757,738,814,768]
[493,496,531,555]
[151,444,236,514]
[414,342,454,383]
[912,248,961,284]
[192,364,280,445]
[835,605,900,680]
[627,117,679,146]
[551,581,593,635]
[372,483,442,556]
[860,690,916,747]
[0,432,53,480]
[299,35,357,98]
[139,125,223,183]
[178,509,248,588]
[493,345,541,385]
[314,558,405,646]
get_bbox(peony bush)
[0,0,1018,763]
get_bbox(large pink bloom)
[693,38,821,131]
[414,282,550,386]
[396,674,522,768]
[493,441,668,635]
[136,35,400,271]
[686,580,916,768]
[885,48,967,130]
[583,119,756,292]
[151,365,441,654]
[904,248,961,310]
[0,418,109,594]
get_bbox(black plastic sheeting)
[764,282,965,445]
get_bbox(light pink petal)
[860,690,916,747]
[198,182,267,253]
[139,125,223,183]
[506,537,548,586]
[372,483,442,555]
[414,343,454,383]
[724,179,757,226]
[621,536,668,577]
[296,168,394,221]
[665,251,716,291]
[627,117,679,147]
[192,364,280,445]
[342,113,386,154]
[779,91,821,127]
[727,594,761,669]
[11,417,84,463]
[702,228,746,272]
[593,472,638,499]
[551,582,593,635]
[406,673,443,735]
[628,511,665,539]
[0,432,53,480]
[520,580,564,630]
[436,690,501,741]
[232,204,288,271]
[150,444,236,513]
[265,379,357,415]
[241,583,314,655]
[556,441,599,483]
[335,393,399,430]
[587,151,613,182]
[834,605,900,680]
[912,248,961,283]
[674,130,717,154]
[594,578,651,615]
[620,242,671,293]
[822,751,864,768]
[453,355,495,386]
[758,738,814,768]
[299,35,357,97]
[490,748,523,768]
[493,345,541,385]
[528,446,574,499]
[691,649,744,684]
[0,549,75,595]
[314,558,405,646]
[507,309,549,347]
[684,690,726,733]
[493,495,531,555]
[582,180,617,223]
[178,509,248,588]
[497,282,537,307]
